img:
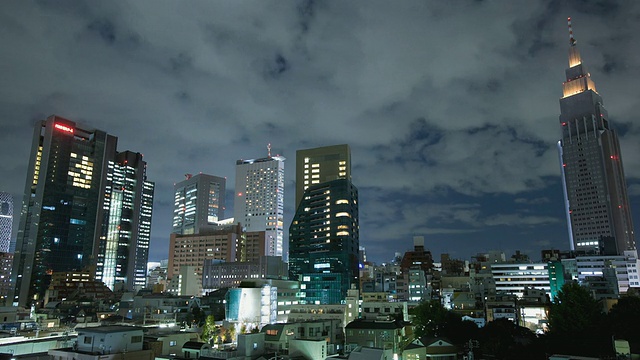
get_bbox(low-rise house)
[261,319,342,354]
[48,326,153,360]
[144,330,199,357]
[0,333,75,356]
[345,318,411,355]
[181,341,210,359]
[348,346,393,360]
[200,333,266,360]
[261,323,298,352]
[402,337,460,360]
[290,339,328,360]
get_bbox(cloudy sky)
[1,1,639,265]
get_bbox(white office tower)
[234,146,285,257]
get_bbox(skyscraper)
[0,192,13,253]
[289,144,359,304]
[95,151,155,291]
[173,173,226,235]
[9,115,154,306]
[234,147,285,257]
[558,18,635,255]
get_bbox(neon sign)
[54,123,74,134]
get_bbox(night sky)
[1,1,639,265]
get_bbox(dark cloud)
[1,1,639,264]
[87,18,117,44]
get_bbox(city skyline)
[1,2,640,265]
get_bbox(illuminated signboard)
[54,123,74,134]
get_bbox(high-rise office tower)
[0,192,13,253]
[234,146,285,257]
[9,115,154,307]
[289,144,359,304]
[95,151,155,291]
[173,173,226,235]
[558,18,635,255]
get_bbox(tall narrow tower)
[234,146,285,257]
[558,18,635,255]
[95,151,155,291]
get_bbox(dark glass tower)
[558,18,635,255]
[289,145,359,304]
[9,115,154,307]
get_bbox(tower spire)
[566,17,582,68]
[568,17,576,46]
[267,143,272,158]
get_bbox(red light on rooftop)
[54,123,74,134]
[563,164,567,167]
[237,192,243,196]
[562,122,567,126]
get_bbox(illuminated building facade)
[0,252,13,302]
[167,223,243,295]
[0,192,13,252]
[234,149,285,257]
[173,173,226,235]
[95,151,155,291]
[558,19,635,255]
[9,115,154,307]
[289,145,359,303]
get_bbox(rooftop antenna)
[568,17,576,46]
[267,143,272,158]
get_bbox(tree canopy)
[545,282,611,357]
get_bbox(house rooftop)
[78,325,143,334]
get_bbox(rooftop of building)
[77,325,143,334]
[345,318,409,330]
